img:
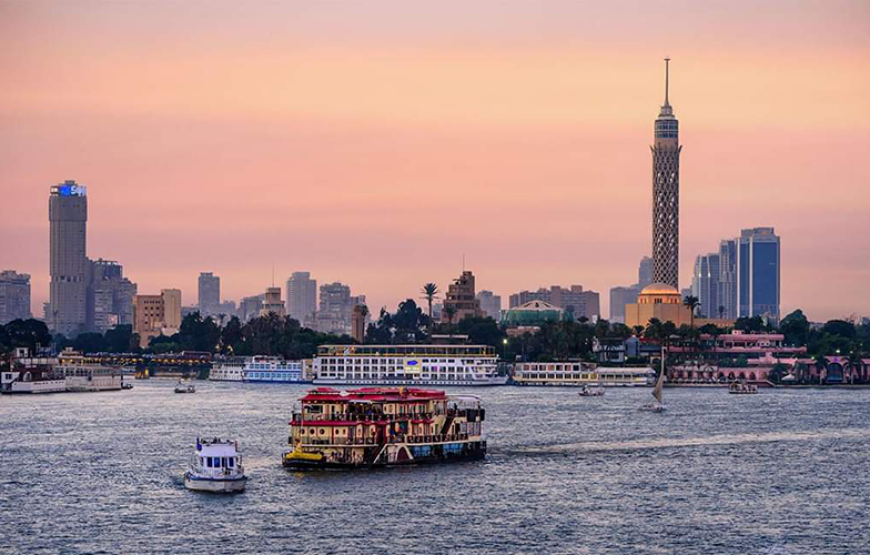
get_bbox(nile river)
[2,381,869,554]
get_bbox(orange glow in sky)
[1,1,869,321]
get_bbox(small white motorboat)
[578,384,605,397]
[184,437,247,493]
[174,380,196,394]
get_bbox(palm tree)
[683,295,700,328]
[814,352,828,385]
[847,350,862,385]
[632,325,645,338]
[442,305,457,328]
[421,283,439,323]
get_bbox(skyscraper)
[476,290,502,321]
[287,272,317,325]
[0,271,32,324]
[89,259,137,333]
[197,272,220,315]
[691,253,720,318]
[718,239,738,319]
[650,59,681,289]
[49,181,89,335]
[638,256,653,289]
[609,286,638,324]
[736,227,781,321]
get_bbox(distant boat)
[640,350,667,412]
[174,380,196,394]
[578,384,605,397]
[728,382,758,395]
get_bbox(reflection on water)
[2,381,869,555]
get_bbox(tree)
[768,362,789,385]
[734,316,766,333]
[644,318,663,342]
[420,283,439,324]
[632,325,645,338]
[220,316,244,354]
[780,309,810,347]
[683,295,700,328]
[456,316,504,348]
[104,325,137,353]
[443,305,457,326]
[814,352,828,385]
[1,319,52,355]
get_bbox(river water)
[2,381,868,555]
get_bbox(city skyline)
[1,1,869,323]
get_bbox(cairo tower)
[650,58,681,289]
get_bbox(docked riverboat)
[512,363,655,387]
[1,349,65,394]
[209,356,306,384]
[283,387,487,469]
[184,438,247,493]
[312,344,506,386]
[57,350,124,392]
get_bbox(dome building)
[624,282,691,328]
[503,300,566,335]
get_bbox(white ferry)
[184,438,247,493]
[57,350,124,392]
[209,356,305,384]
[1,349,66,395]
[312,344,507,386]
[512,363,655,387]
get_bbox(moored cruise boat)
[283,387,486,469]
[512,362,655,387]
[312,344,506,386]
[1,349,65,395]
[57,350,124,392]
[209,356,306,383]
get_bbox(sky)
[1,0,869,322]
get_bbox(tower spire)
[664,57,670,107]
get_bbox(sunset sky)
[1,1,868,322]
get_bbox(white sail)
[652,369,665,404]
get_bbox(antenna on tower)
[271,263,275,287]
[664,57,671,106]
[462,253,466,272]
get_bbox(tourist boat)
[57,350,124,392]
[728,382,758,395]
[174,380,196,394]
[578,384,605,397]
[209,356,306,384]
[183,438,247,493]
[283,387,487,469]
[312,344,507,386]
[1,349,66,394]
[512,363,655,387]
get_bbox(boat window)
[206,457,212,468]
[228,457,234,468]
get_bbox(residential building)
[609,286,639,324]
[0,271,32,324]
[650,59,681,289]
[476,290,502,321]
[239,295,264,322]
[260,286,285,317]
[315,282,363,335]
[89,259,137,333]
[691,253,720,318]
[197,272,220,315]
[737,227,781,322]
[441,271,483,323]
[49,181,89,335]
[134,290,181,348]
[287,272,317,325]
[509,285,599,320]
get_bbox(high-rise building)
[609,286,639,324]
[476,290,502,321]
[0,271,32,324]
[638,256,653,289]
[736,227,781,321]
[442,271,483,323]
[89,259,137,333]
[49,181,89,335]
[197,272,220,315]
[691,253,720,318]
[133,289,181,348]
[287,272,317,325]
[260,286,285,317]
[650,59,681,289]
[718,239,738,319]
[239,295,264,322]
[509,285,600,320]
[315,282,361,334]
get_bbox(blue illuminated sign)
[407,360,418,366]
[52,183,87,197]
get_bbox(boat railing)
[301,433,472,447]
[293,412,439,424]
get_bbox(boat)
[578,384,605,397]
[513,363,655,387]
[174,380,196,394]
[121,383,134,390]
[57,350,124,392]
[728,382,758,394]
[1,348,66,395]
[640,354,667,412]
[183,438,247,493]
[209,356,306,383]
[312,344,507,386]
[283,387,487,469]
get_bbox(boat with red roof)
[282,386,486,469]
